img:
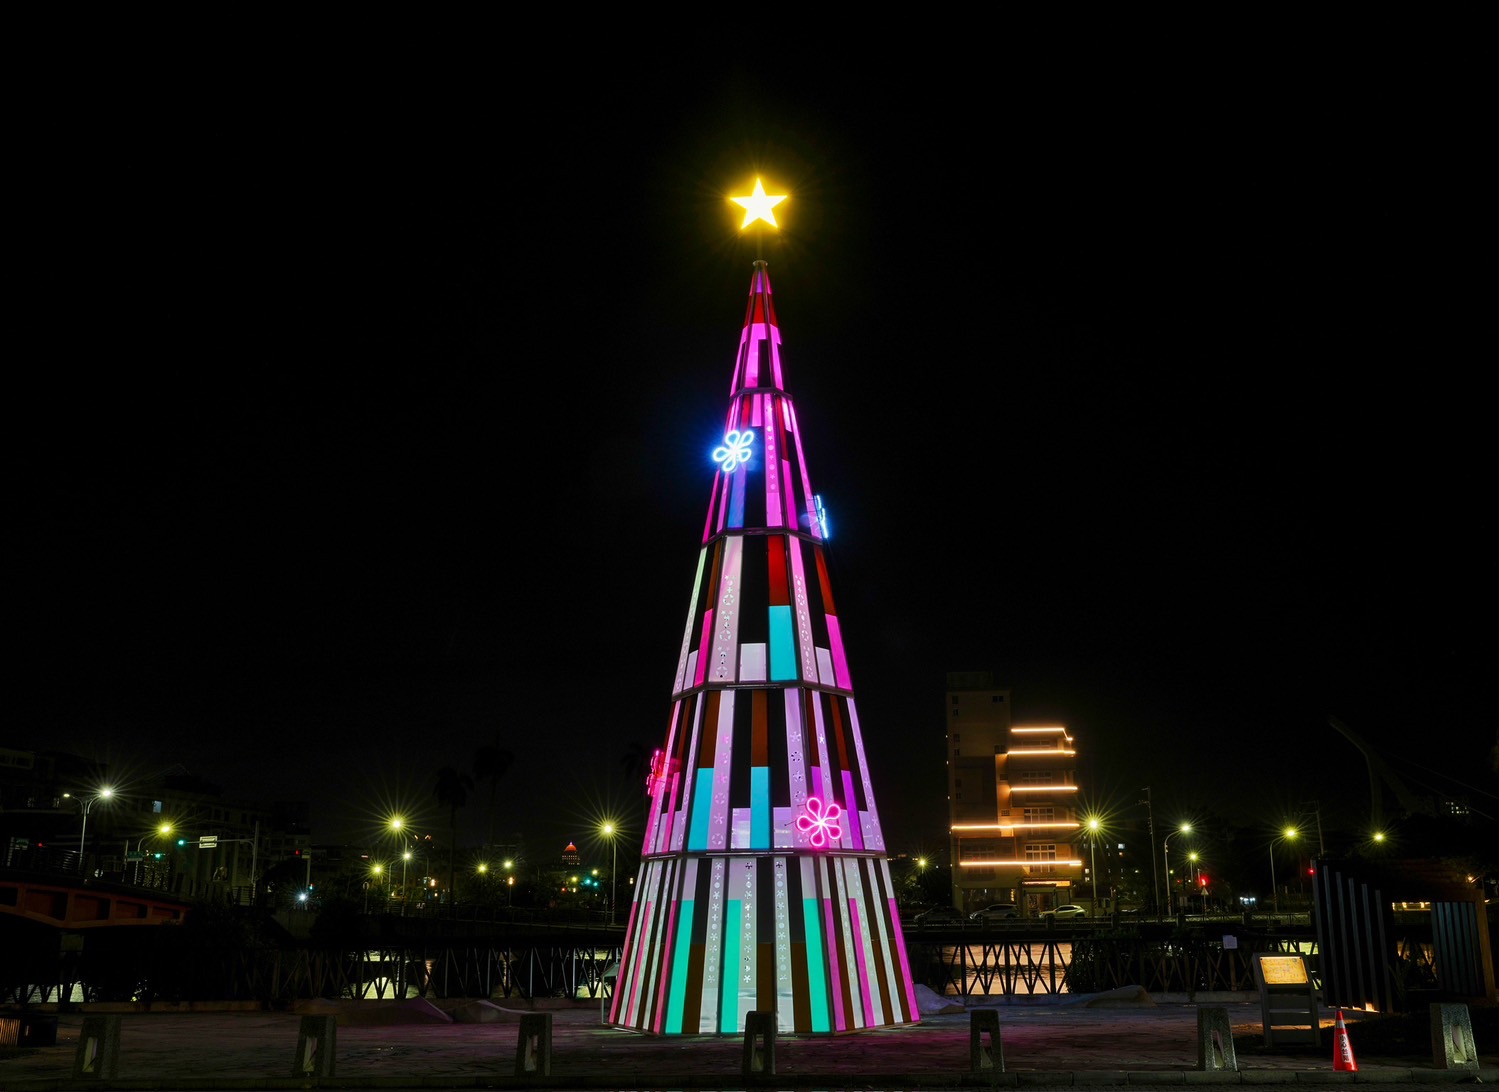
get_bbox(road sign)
[199,835,218,848]
[125,852,144,862]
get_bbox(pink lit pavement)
[2,990,1494,1090]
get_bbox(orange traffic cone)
[1333,1009,1358,1072]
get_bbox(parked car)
[1039,904,1089,919]
[913,906,964,925]
[969,903,1018,921]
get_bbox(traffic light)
[176,838,188,847]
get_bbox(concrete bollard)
[1197,1006,1238,1071]
[969,1009,1004,1076]
[73,1015,121,1080]
[1430,1002,1479,1071]
[292,1014,337,1077]
[515,1012,552,1076]
[741,1010,776,1075]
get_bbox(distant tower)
[609,189,919,1035]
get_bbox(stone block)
[515,1011,552,1076]
[970,1008,1004,1077]
[292,1013,336,1077]
[73,1015,121,1080]
[742,1010,776,1075]
[1430,1002,1479,1071]
[1196,1006,1237,1071]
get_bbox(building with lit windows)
[945,672,1083,917]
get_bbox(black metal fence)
[2,919,1323,1007]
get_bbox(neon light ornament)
[796,796,843,848]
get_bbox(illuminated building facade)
[608,259,918,1036]
[945,672,1083,915]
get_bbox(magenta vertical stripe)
[693,611,713,688]
[826,615,851,689]
[848,898,874,1027]
[842,771,863,849]
[822,898,847,1031]
[781,457,796,527]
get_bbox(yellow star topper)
[731,178,787,229]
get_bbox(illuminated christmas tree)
[608,181,919,1035]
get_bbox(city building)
[945,672,1084,916]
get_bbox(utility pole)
[1139,787,1159,917]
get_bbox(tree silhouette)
[473,736,514,850]
[620,741,653,792]
[432,764,474,911]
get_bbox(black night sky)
[13,38,1491,860]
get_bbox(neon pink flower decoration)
[796,796,843,848]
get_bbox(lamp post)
[401,851,412,916]
[1270,827,1297,916]
[388,817,406,915]
[130,822,172,885]
[503,859,514,907]
[601,821,618,926]
[1138,788,1159,917]
[1086,818,1101,916]
[65,787,115,874]
[1162,823,1191,916]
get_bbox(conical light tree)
[609,180,919,1036]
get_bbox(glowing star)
[713,429,755,472]
[731,178,787,229]
[796,796,843,848]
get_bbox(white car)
[1039,904,1088,919]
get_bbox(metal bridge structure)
[0,892,1325,1008]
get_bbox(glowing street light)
[64,787,115,874]
[1162,823,1191,915]
[129,822,173,885]
[1085,817,1102,916]
[601,821,619,926]
[1270,827,1298,915]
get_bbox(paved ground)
[1,991,1493,1090]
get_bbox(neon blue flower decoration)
[713,429,755,473]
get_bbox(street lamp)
[1138,788,1159,917]
[1162,823,1191,916]
[130,822,173,885]
[503,859,514,907]
[601,821,619,926]
[1270,827,1298,916]
[401,851,413,916]
[64,787,115,874]
[367,863,383,914]
[1086,817,1101,916]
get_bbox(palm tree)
[432,764,474,911]
[473,736,514,851]
[620,741,654,792]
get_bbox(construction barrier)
[292,1014,337,1077]
[73,1015,121,1080]
[741,1010,776,1075]
[515,1012,552,1076]
[969,1009,1003,1076]
[1196,1005,1237,1071]
[1430,1002,1479,1071]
